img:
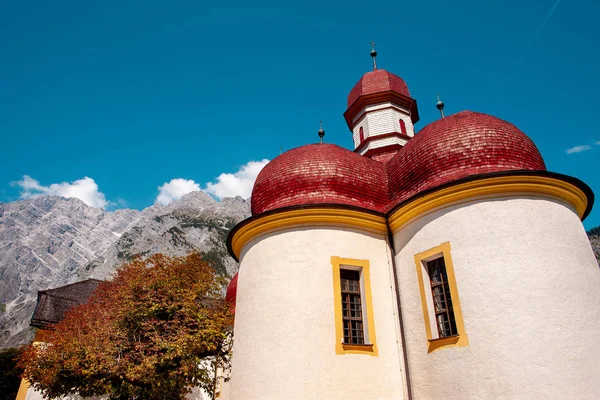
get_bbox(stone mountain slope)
[0,192,250,348]
[588,226,600,265]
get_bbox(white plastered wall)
[229,227,406,400]
[393,196,600,400]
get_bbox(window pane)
[341,269,364,344]
[427,257,458,338]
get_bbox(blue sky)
[1,0,599,229]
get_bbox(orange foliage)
[19,253,232,400]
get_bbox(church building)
[224,47,600,399]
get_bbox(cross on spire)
[370,41,377,70]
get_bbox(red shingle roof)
[251,111,546,216]
[251,144,389,214]
[347,69,411,108]
[387,111,546,207]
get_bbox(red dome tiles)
[251,111,547,217]
[226,273,238,311]
[387,111,546,206]
[251,144,389,215]
[347,69,411,108]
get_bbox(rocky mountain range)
[0,192,250,349]
[589,226,600,265]
[1,193,599,350]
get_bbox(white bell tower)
[344,43,420,162]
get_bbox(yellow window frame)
[331,256,378,356]
[414,242,468,353]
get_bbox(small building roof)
[30,279,103,329]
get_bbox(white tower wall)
[230,227,407,400]
[392,197,600,400]
[351,102,414,154]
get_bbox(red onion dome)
[225,273,238,311]
[251,144,389,215]
[387,111,546,207]
[347,69,411,108]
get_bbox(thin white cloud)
[13,175,109,208]
[156,178,201,205]
[515,0,562,68]
[204,159,269,199]
[565,145,592,155]
[116,198,129,208]
[155,159,269,205]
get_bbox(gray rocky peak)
[0,193,250,348]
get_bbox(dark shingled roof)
[30,279,103,329]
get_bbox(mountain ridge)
[588,226,600,265]
[0,193,250,348]
[1,194,599,349]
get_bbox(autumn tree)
[19,253,232,400]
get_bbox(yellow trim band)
[230,208,387,259]
[389,175,588,233]
[331,257,378,356]
[231,176,588,259]
[15,378,30,400]
[414,242,468,353]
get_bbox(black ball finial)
[369,41,377,70]
[436,93,445,118]
[318,121,325,143]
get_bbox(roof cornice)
[344,91,419,129]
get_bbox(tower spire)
[369,41,377,70]
[318,121,325,144]
[436,93,445,118]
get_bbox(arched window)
[359,126,364,142]
[399,119,407,135]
